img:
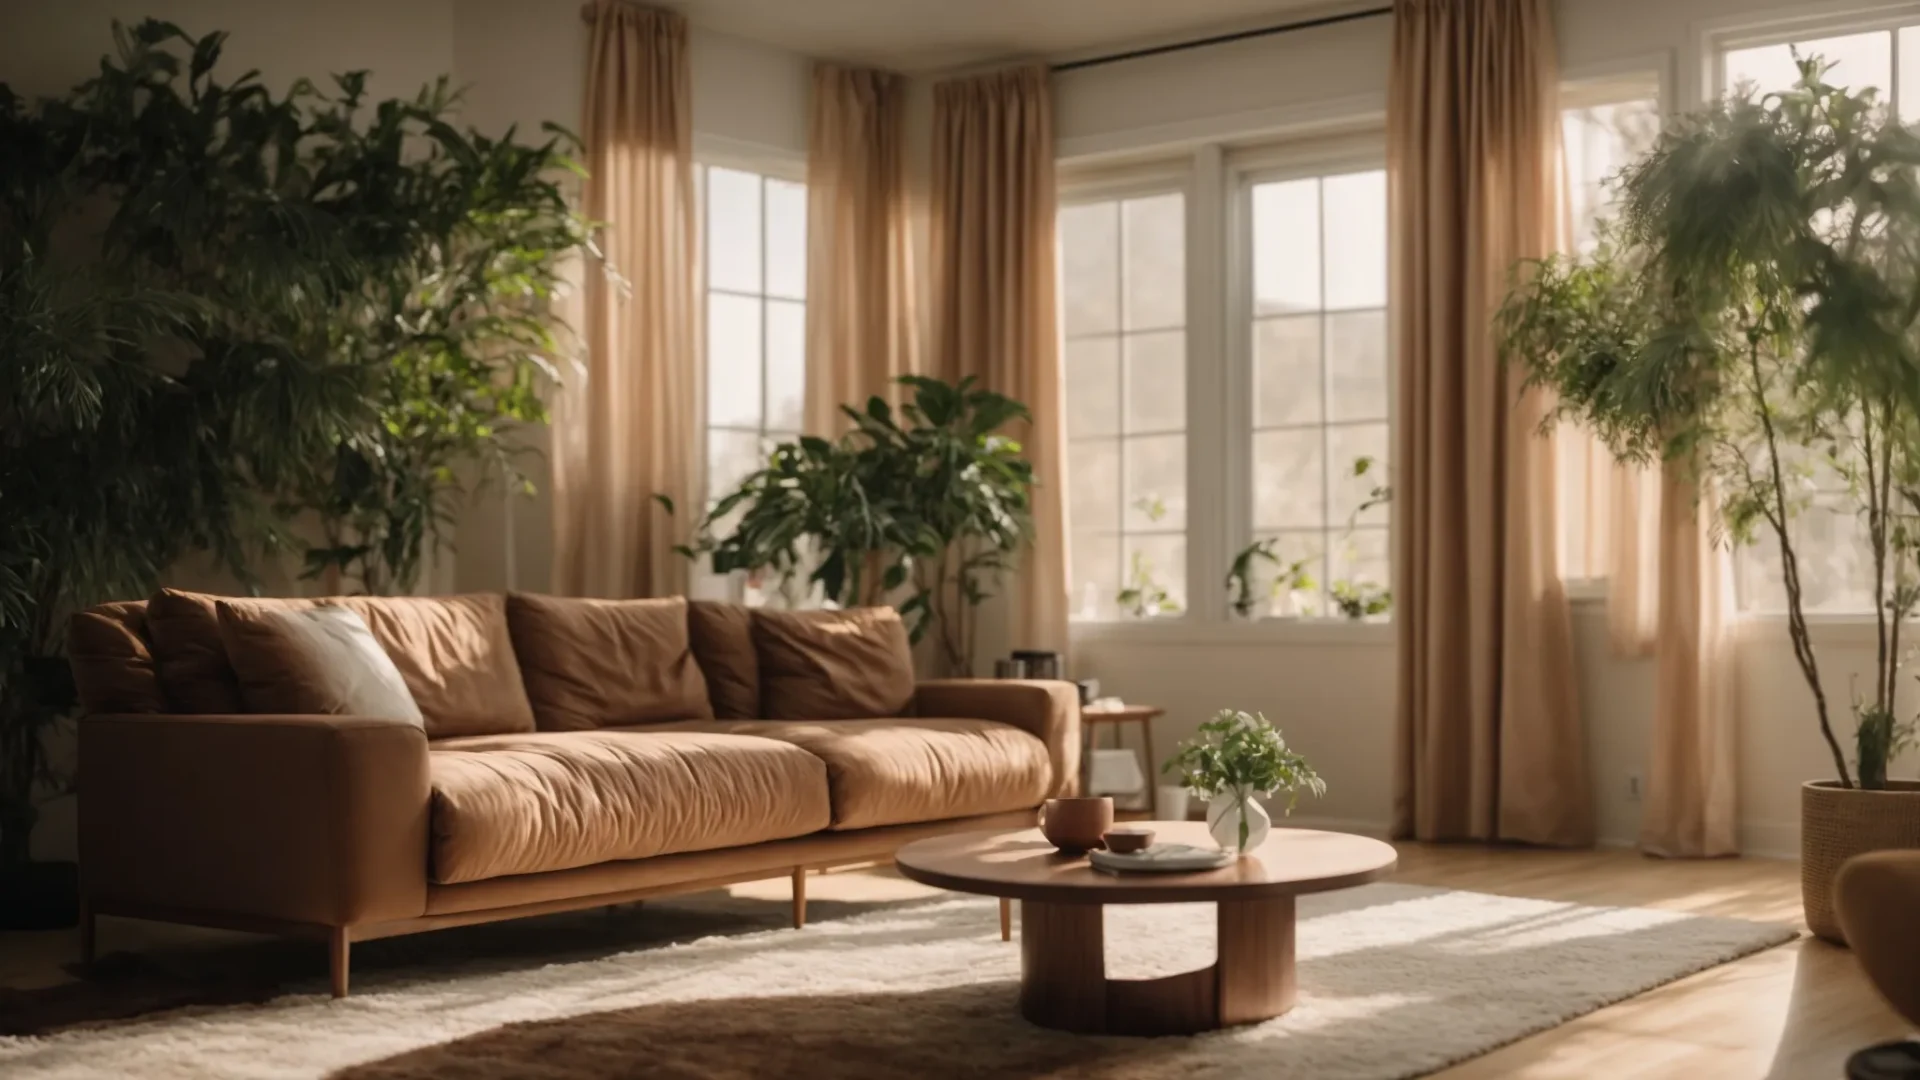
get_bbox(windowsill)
[1069,616,1392,647]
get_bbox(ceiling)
[667,0,1349,74]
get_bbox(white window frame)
[1227,134,1392,628]
[1697,1,1920,104]
[690,142,807,603]
[1064,133,1396,646]
[1058,161,1198,625]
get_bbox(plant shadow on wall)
[682,376,1034,676]
[0,19,588,905]
[1497,54,1920,927]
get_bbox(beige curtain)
[1389,0,1593,846]
[804,64,919,436]
[1639,466,1739,855]
[552,2,698,599]
[927,65,1069,660]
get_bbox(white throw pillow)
[250,605,424,726]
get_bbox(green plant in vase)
[1163,709,1325,855]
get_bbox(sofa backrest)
[75,590,536,739]
[71,592,907,731]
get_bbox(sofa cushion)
[147,589,535,738]
[751,607,915,720]
[507,594,712,730]
[656,718,1051,831]
[147,588,248,713]
[688,600,759,719]
[67,601,167,715]
[426,730,831,883]
[216,603,425,725]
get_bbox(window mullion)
[1190,143,1229,623]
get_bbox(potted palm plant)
[1498,58,1920,941]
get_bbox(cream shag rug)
[0,883,1795,1080]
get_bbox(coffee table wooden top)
[896,821,1396,904]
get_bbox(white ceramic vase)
[1207,786,1272,855]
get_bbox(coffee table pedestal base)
[1017,896,1297,1036]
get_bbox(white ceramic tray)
[1088,843,1235,874]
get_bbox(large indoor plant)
[0,19,587,924]
[1163,709,1325,856]
[286,75,588,595]
[693,375,1034,675]
[1497,59,1920,940]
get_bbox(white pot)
[1207,786,1272,855]
[1266,590,1298,619]
[1156,785,1192,821]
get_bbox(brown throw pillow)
[506,594,713,730]
[688,600,759,719]
[67,602,168,715]
[751,607,915,720]
[216,603,425,724]
[149,589,534,737]
[337,594,535,738]
[146,587,253,713]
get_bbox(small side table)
[1081,704,1162,820]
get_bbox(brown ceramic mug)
[1039,796,1113,854]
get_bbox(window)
[1556,84,1661,581]
[699,164,807,517]
[1244,168,1390,616]
[1061,191,1188,620]
[1716,25,1913,612]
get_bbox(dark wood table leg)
[1217,895,1297,1025]
[1018,900,1106,1032]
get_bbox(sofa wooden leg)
[792,867,807,929]
[329,927,350,999]
[79,900,96,969]
[1000,897,1012,941]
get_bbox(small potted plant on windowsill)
[1225,539,1315,621]
[1163,710,1325,856]
[1117,495,1183,619]
[1329,579,1392,622]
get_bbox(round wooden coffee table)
[896,821,1396,1036]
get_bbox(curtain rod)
[1050,6,1393,74]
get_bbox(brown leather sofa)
[67,590,1080,997]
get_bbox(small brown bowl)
[1102,827,1155,854]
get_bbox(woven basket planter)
[1802,780,1920,945]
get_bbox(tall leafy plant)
[0,19,588,864]
[1497,58,1920,789]
[290,76,588,594]
[695,375,1035,675]
[0,21,369,864]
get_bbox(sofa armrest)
[79,714,430,927]
[915,679,1080,798]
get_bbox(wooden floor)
[2,842,1907,1077]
